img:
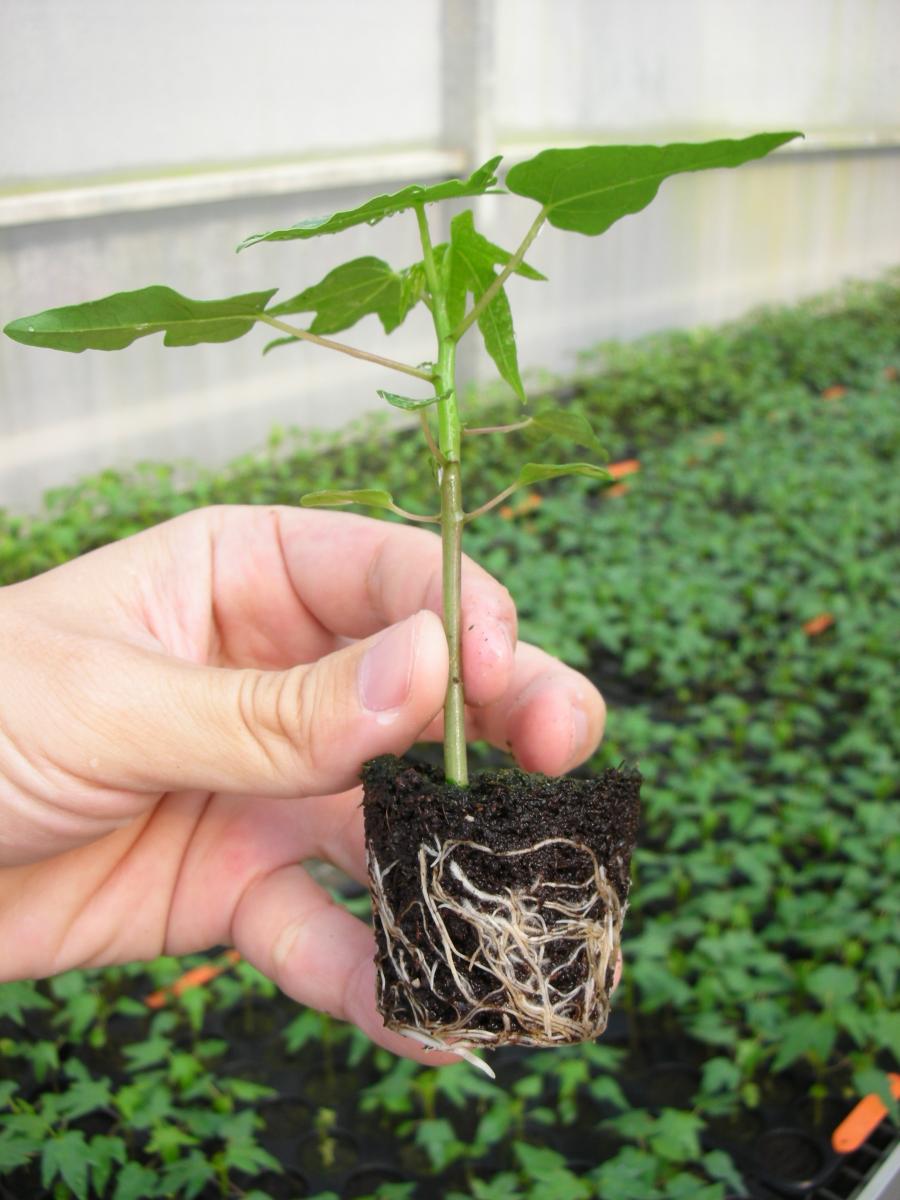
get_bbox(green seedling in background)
[4,132,800,785]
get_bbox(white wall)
[1,0,898,510]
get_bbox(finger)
[420,641,606,776]
[41,610,451,805]
[304,787,369,888]
[231,862,460,1065]
[219,508,518,707]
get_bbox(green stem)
[415,203,467,785]
[258,314,434,382]
[452,206,548,341]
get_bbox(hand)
[0,506,605,1059]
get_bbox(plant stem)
[415,203,467,785]
[452,207,548,341]
[257,314,434,382]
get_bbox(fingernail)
[569,704,590,761]
[359,616,418,713]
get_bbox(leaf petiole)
[257,314,434,382]
[464,418,533,436]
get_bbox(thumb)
[78,610,450,798]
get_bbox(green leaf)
[528,407,607,454]
[513,1142,568,1176]
[55,1077,113,1121]
[871,1011,900,1054]
[0,1080,18,1109]
[702,1150,747,1197]
[771,1014,837,1071]
[160,1152,216,1200]
[123,1035,172,1072]
[29,1039,60,1083]
[446,212,546,285]
[269,256,412,335]
[282,1009,325,1053]
[415,1118,466,1171]
[805,964,858,1006]
[650,1110,704,1164]
[88,1136,127,1199]
[57,990,102,1038]
[507,132,802,236]
[591,1146,659,1200]
[448,210,527,399]
[300,488,396,511]
[41,1131,90,1200]
[146,1123,198,1165]
[113,1161,160,1200]
[700,1057,742,1095]
[516,461,610,486]
[220,1077,278,1103]
[587,1075,630,1110]
[377,388,441,411]
[0,1136,38,1172]
[4,285,277,353]
[464,1174,522,1200]
[238,156,502,248]
[604,1109,657,1141]
[220,1139,281,1177]
[0,980,53,1024]
[667,1179,725,1200]
[474,1101,514,1147]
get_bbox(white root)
[368,835,626,1050]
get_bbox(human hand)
[0,506,605,1059]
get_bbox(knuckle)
[290,662,341,788]
[234,668,291,782]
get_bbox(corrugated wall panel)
[1,0,898,509]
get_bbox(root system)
[362,755,641,1059]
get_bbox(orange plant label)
[803,612,835,636]
[832,1074,900,1153]
[500,492,542,520]
[144,949,241,1008]
[608,459,640,480]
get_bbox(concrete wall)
[1,0,898,510]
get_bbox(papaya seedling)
[4,131,801,1072]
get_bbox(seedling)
[4,132,800,1068]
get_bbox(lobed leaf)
[300,488,395,511]
[448,210,530,399]
[238,156,503,249]
[507,132,802,236]
[269,256,412,336]
[41,1132,90,1200]
[4,286,277,353]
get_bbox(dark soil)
[361,755,641,1042]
